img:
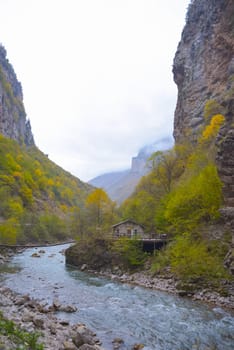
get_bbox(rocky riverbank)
[0,286,105,350]
[0,247,105,350]
[83,267,234,311]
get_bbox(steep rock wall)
[0,45,34,146]
[173,0,234,207]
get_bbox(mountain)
[173,0,234,208]
[89,137,173,204]
[0,44,93,244]
[0,45,34,146]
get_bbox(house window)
[134,229,137,236]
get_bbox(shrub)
[166,234,229,283]
[112,237,146,269]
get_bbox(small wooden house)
[112,219,145,239]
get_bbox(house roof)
[112,219,144,228]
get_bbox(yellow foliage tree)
[200,114,225,143]
[85,188,116,235]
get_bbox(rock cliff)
[0,44,34,146]
[173,0,234,207]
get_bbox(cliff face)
[173,0,234,207]
[0,45,34,146]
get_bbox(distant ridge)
[89,137,173,204]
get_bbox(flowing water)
[1,244,234,350]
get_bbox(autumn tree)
[148,144,190,194]
[85,188,116,236]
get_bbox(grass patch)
[0,312,44,350]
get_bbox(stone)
[177,290,188,297]
[81,264,88,271]
[49,323,57,335]
[53,298,61,309]
[59,305,78,313]
[33,315,44,328]
[112,338,124,349]
[22,310,34,322]
[63,341,78,350]
[72,332,84,347]
[112,338,124,344]
[132,344,144,350]
[52,298,78,312]
[14,295,30,305]
[78,345,97,350]
[31,253,40,258]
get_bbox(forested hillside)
[0,134,94,244]
[0,44,108,244]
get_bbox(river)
[1,244,234,350]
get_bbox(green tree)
[164,164,222,232]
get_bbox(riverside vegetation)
[67,101,233,298]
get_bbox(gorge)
[0,0,234,349]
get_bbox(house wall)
[113,222,145,238]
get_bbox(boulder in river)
[31,252,40,258]
[52,298,78,313]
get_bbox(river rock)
[31,252,40,258]
[59,320,70,327]
[52,298,78,313]
[112,337,124,349]
[48,322,58,335]
[22,310,34,322]
[63,340,78,350]
[33,315,45,328]
[72,332,85,347]
[79,345,100,350]
[132,344,144,350]
[177,290,188,297]
[81,264,88,271]
[14,294,30,305]
[53,298,61,309]
[60,304,78,313]
[78,331,95,345]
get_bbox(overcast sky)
[0,0,189,181]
